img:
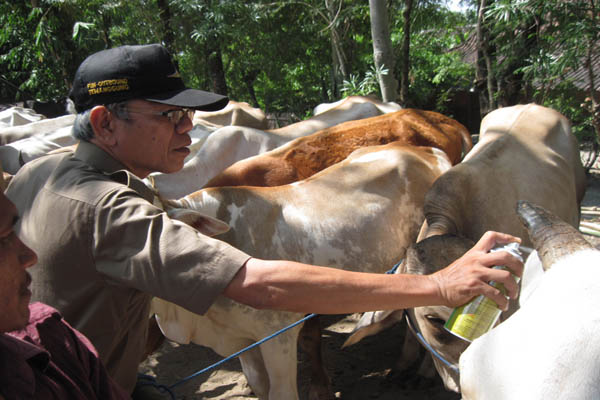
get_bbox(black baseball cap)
[69,44,229,113]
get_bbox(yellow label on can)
[444,296,502,342]
[444,242,523,342]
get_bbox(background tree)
[478,0,600,167]
[1,0,598,163]
[369,0,399,102]
[398,0,413,106]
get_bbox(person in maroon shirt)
[0,191,130,400]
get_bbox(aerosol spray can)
[444,242,523,342]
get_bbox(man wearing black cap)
[5,44,523,396]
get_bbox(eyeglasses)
[124,108,195,126]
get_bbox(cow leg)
[239,347,270,399]
[298,317,334,400]
[395,331,439,389]
[141,315,166,362]
[396,326,421,372]
[256,327,303,400]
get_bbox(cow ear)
[167,208,230,237]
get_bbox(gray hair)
[71,102,130,142]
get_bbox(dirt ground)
[139,170,600,400]
[139,313,458,400]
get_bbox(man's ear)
[89,106,117,147]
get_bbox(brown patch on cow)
[205,109,469,188]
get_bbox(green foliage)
[0,0,161,103]
[541,82,596,143]
[341,64,386,97]
[390,2,474,112]
[484,0,599,148]
[0,0,596,140]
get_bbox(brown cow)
[203,109,472,188]
[150,96,402,199]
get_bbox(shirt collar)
[0,333,50,369]
[74,140,157,203]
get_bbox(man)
[0,191,129,399]
[5,44,523,395]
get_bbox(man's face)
[0,193,37,333]
[109,99,194,178]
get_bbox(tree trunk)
[586,0,600,146]
[399,0,412,106]
[206,44,228,96]
[476,0,495,114]
[157,0,176,57]
[369,0,398,102]
[243,69,260,108]
[199,0,227,96]
[326,0,347,99]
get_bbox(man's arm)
[223,231,523,314]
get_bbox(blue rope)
[387,260,402,274]
[384,260,460,374]
[143,260,404,397]
[168,312,317,390]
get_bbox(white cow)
[460,200,600,400]
[193,100,269,130]
[149,96,402,199]
[0,114,77,174]
[0,106,45,128]
[0,112,75,145]
[152,143,452,399]
[313,95,401,116]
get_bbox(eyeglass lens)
[169,109,195,125]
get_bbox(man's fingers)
[478,283,510,311]
[474,231,522,253]
[484,249,524,278]
[485,267,520,299]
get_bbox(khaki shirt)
[5,140,250,393]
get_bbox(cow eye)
[425,315,446,327]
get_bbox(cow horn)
[516,200,593,270]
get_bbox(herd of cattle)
[0,96,596,399]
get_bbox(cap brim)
[145,88,229,111]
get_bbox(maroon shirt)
[0,302,130,399]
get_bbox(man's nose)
[17,237,37,269]
[176,113,194,134]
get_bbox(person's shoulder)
[7,303,65,345]
[27,302,62,324]
[7,151,68,188]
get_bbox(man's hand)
[429,231,524,310]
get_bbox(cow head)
[401,234,475,392]
[346,234,477,392]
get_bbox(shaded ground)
[140,169,600,400]
[140,313,458,400]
